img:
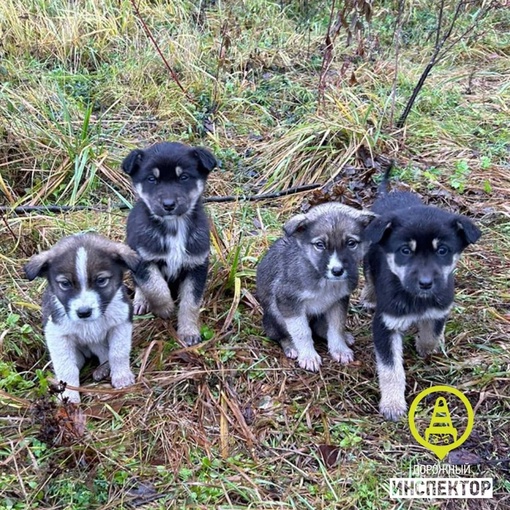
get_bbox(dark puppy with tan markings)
[257,203,375,371]
[362,167,481,421]
[25,233,140,403]
[122,141,216,346]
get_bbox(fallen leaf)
[318,444,340,469]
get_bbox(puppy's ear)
[356,210,378,228]
[363,216,395,244]
[283,214,308,237]
[193,147,217,174]
[453,216,481,246]
[111,243,141,273]
[24,251,52,281]
[122,149,144,175]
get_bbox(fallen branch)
[0,184,322,216]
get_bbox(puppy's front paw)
[111,370,135,389]
[63,390,81,404]
[180,334,202,346]
[92,362,110,382]
[379,397,407,421]
[281,338,298,359]
[330,346,354,364]
[298,350,322,372]
[133,294,150,315]
[360,286,376,309]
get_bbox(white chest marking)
[382,306,452,332]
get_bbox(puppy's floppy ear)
[362,216,396,244]
[453,216,481,246]
[283,214,308,237]
[111,243,141,273]
[24,251,52,281]
[193,147,217,174]
[356,210,378,228]
[122,149,144,175]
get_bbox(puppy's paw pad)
[380,400,407,421]
[111,371,135,389]
[330,347,354,364]
[298,352,321,372]
[92,362,110,382]
[180,334,202,346]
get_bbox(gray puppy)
[256,203,375,371]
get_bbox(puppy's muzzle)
[330,266,344,278]
[418,275,433,291]
[162,198,177,213]
[76,306,93,319]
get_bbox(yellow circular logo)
[408,385,474,460]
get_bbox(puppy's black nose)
[418,277,433,290]
[331,266,344,277]
[77,307,93,319]
[162,199,176,212]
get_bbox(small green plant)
[449,160,471,193]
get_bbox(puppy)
[362,167,481,421]
[24,233,140,403]
[256,203,375,371]
[122,141,216,346]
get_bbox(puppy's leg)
[107,322,135,389]
[134,262,174,318]
[360,266,376,309]
[177,262,208,346]
[45,324,84,403]
[373,314,407,421]
[416,318,446,357]
[282,315,321,371]
[326,296,355,364]
[262,308,298,358]
[90,343,111,382]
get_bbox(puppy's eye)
[58,279,72,291]
[96,277,110,288]
[436,245,449,256]
[346,238,359,249]
[400,246,413,256]
[179,173,189,181]
[313,241,326,250]
[147,175,158,184]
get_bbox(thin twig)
[128,0,194,103]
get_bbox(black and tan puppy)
[362,167,481,420]
[122,141,216,346]
[24,233,140,403]
[257,203,375,371]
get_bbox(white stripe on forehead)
[76,246,89,289]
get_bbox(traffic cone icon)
[425,397,458,444]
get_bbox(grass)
[1,0,510,508]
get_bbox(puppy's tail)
[378,161,395,196]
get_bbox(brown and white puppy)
[122,141,216,346]
[256,203,375,371]
[362,167,481,420]
[24,233,140,403]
